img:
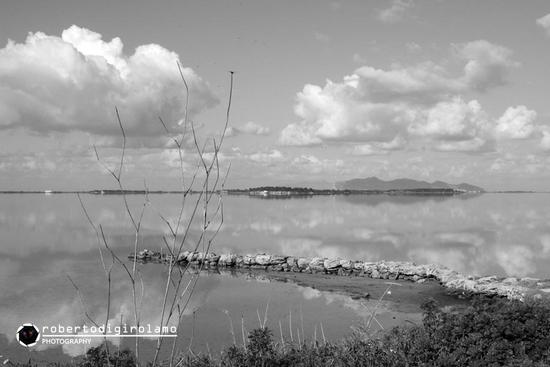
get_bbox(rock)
[255,254,271,265]
[244,254,256,266]
[340,259,353,270]
[477,276,498,283]
[205,253,220,263]
[435,268,459,283]
[197,252,206,262]
[309,257,325,271]
[363,262,377,274]
[137,249,155,259]
[502,277,519,285]
[398,262,426,277]
[286,257,298,267]
[219,254,236,266]
[270,255,287,265]
[133,248,544,301]
[186,251,199,262]
[324,258,341,271]
[378,262,389,273]
[177,251,190,262]
[297,257,311,269]
[425,264,446,278]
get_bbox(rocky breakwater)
[130,249,550,301]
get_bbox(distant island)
[335,177,484,193]
[224,178,484,198]
[0,178,487,196]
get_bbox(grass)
[10,295,550,366]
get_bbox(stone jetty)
[130,249,550,301]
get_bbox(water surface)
[1,193,549,363]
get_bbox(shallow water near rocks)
[1,193,549,363]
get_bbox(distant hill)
[336,177,484,192]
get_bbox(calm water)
[1,193,549,363]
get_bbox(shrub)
[383,296,550,366]
[184,295,550,367]
[81,343,136,367]
[10,296,550,366]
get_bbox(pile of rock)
[129,250,550,301]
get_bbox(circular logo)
[16,323,40,347]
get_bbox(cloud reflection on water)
[1,193,550,361]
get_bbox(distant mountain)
[336,177,484,192]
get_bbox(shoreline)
[130,250,550,301]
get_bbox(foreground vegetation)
[12,295,550,366]
[177,296,550,367]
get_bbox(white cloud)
[496,105,537,139]
[247,149,285,164]
[409,97,489,141]
[378,0,414,24]
[227,121,270,137]
[291,154,343,174]
[280,121,322,146]
[457,40,517,92]
[536,13,550,36]
[0,25,217,138]
[241,121,270,135]
[350,136,406,155]
[280,40,515,152]
[435,137,488,153]
[541,130,550,151]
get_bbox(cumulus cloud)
[408,97,490,141]
[226,121,270,137]
[496,106,537,139]
[0,25,217,137]
[280,40,518,152]
[247,149,285,164]
[378,0,414,24]
[457,40,517,92]
[291,154,344,174]
[536,13,550,36]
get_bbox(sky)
[0,0,550,191]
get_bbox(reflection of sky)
[2,193,550,360]
[218,194,550,278]
[1,193,550,277]
[0,252,374,363]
